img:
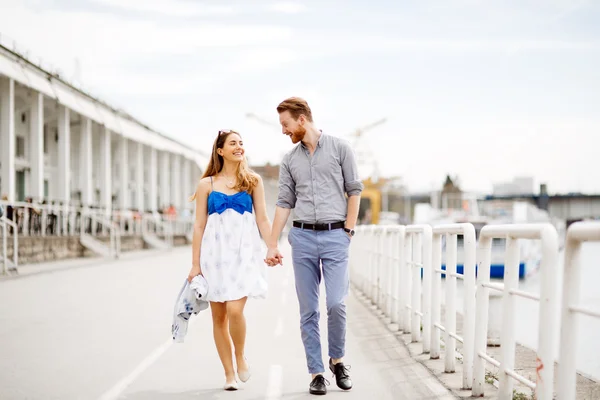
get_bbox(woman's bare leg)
[226,297,248,372]
[210,302,235,383]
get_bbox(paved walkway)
[0,242,455,399]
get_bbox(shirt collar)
[301,130,324,150]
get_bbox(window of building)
[16,136,26,158]
[43,124,49,154]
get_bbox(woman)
[188,129,271,390]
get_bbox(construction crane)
[347,118,387,182]
[347,118,387,140]
[246,113,279,129]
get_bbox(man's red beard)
[291,125,306,144]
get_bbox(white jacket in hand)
[171,275,209,343]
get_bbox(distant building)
[441,175,462,210]
[493,177,534,196]
[251,163,280,181]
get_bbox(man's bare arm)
[267,206,291,249]
[345,195,361,230]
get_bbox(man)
[266,97,363,395]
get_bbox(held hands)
[188,264,202,282]
[264,247,283,267]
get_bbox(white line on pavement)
[97,337,173,400]
[265,364,283,400]
[97,318,199,400]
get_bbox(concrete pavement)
[0,242,456,399]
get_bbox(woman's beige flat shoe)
[238,357,251,383]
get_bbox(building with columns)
[0,43,207,214]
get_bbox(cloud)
[90,0,238,17]
[268,1,306,14]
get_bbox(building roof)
[0,41,208,168]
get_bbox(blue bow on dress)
[208,191,253,215]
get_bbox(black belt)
[293,221,345,231]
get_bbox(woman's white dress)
[200,190,268,302]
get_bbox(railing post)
[412,231,422,342]
[389,227,405,325]
[371,227,379,304]
[385,228,393,317]
[396,227,406,329]
[364,226,372,298]
[430,232,442,359]
[472,235,492,397]
[535,225,559,400]
[497,237,520,398]
[444,233,456,372]
[462,224,476,389]
[403,232,412,333]
[422,226,432,353]
[557,231,582,400]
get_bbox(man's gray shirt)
[276,133,364,224]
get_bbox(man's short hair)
[276,97,313,122]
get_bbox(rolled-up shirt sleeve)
[340,141,364,196]
[276,154,297,209]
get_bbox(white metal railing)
[0,201,193,240]
[1,216,19,274]
[352,221,600,399]
[472,224,558,399]
[386,226,406,326]
[431,223,476,389]
[350,225,375,298]
[404,225,432,348]
[557,221,600,400]
[80,211,121,258]
[352,225,432,349]
[142,213,174,248]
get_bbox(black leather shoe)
[329,358,352,390]
[309,374,328,395]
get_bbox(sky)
[0,0,598,195]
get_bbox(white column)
[100,127,112,213]
[182,158,191,207]
[136,142,144,211]
[79,117,93,206]
[118,136,128,210]
[149,147,157,212]
[171,153,181,209]
[29,92,44,201]
[0,78,15,202]
[57,105,70,205]
[160,151,170,209]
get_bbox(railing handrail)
[557,221,600,400]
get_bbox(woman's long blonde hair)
[189,130,258,201]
